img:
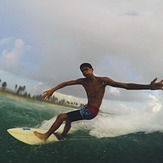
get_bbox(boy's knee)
[57,113,67,121]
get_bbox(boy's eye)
[83,68,88,71]
[82,69,88,73]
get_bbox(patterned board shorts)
[67,106,96,122]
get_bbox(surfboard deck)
[7,127,62,145]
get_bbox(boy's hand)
[150,78,163,90]
[43,89,54,100]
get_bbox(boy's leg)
[54,119,71,140]
[45,113,68,137]
[34,113,68,140]
[61,120,71,138]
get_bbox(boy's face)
[80,66,93,77]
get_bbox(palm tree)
[2,82,7,89]
[17,86,22,94]
[15,84,18,90]
[16,85,26,95]
[22,85,26,93]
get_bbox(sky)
[0,0,163,112]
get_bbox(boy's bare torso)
[79,76,106,108]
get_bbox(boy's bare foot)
[53,132,65,141]
[34,131,48,141]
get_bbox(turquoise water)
[0,95,163,163]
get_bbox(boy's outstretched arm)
[43,79,82,100]
[104,77,163,90]
[123,78,163,90]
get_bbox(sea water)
[0,94,163,163]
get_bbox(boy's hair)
[80,63,93,70]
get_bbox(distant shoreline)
[0,89,79,109]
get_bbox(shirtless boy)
[34,63,163,141]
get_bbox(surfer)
[34,63,163,141]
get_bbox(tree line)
[0,79,84,108]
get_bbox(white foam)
[86,109,163,138]
[38,107,163,138]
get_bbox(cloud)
[145,94,162,112]
[0,0,163,103]
[0,39,25,72]
[0,37,13,46]
[108,87,120,96]
[125,11,139,16]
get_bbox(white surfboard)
[7,127,63,145]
